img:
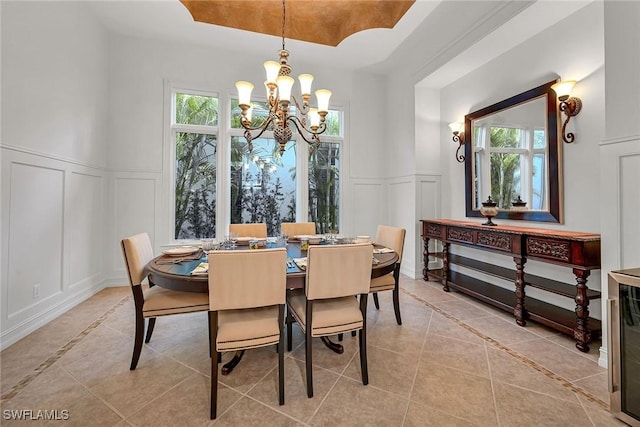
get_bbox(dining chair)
[121,233,209,370]
[280,222,316,237]
[370,225,406,325]
[229,223,267,238]
[286,243,373,398]
[208,248,287,419]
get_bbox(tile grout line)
[401,309,432,426]
[0,295,132,404]
[401,287,609,410]
[484,341,502,427]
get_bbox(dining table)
[147,240,399,374]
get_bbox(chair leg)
[278,305,285,406]
[393,266,402,325]
[286,304,293,351]
[359,294,369,385]
[130,286,145,370]
[373,292,380,310]
[392,287,402,325]
[209,311,219,420]
[144,317,156,343]
[305,300,314,398]
[208,312,213,358]
[338,333,343,341]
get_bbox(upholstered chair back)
[208,248,286,311]
[305,243,372,300]
[229,223,268,238]
[121,233,154,287]
[375,225,406,263]
[281,222,316,237]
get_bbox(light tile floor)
[0,277,626,426]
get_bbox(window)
[172,92,218,239]
[309,110,341,234]
[474,124,546,210]
[169,87,343,241]
[230,99,343,236]
[229,136,297,237]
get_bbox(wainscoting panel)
[387,178,416,276]
[416,175,442,277]
[1,146,108,350]
[68,172,104,287]
[598,135,640,367]
[7,162,65,318]
[620,153,640,269]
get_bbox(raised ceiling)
[179,0,415,47]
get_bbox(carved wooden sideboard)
[421,219,602,352]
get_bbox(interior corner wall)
[1,2,109,349]
[598,0,640,367]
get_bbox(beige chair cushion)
[281,222,316,237]
[306,243,373,300]
[216,306,280,351]
[369,273,395,292]
[287,290,363,337]
[229,223,267,238]
[142,285,209,317]
[121,233,154,286]
[375,225,406,263]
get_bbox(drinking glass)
[229,232,238,249]
[202,239,215,254]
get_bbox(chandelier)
[235,0,332,153]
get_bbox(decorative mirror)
[464,80,563,223]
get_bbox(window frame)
[473,123,547,210]
[165,84,220,242]
[164,80,345,243]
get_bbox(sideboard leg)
[514,256,527,326]
[573,269,592,353]
[442,243,450,292]
[422,237,430,281]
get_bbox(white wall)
[104,34,389,283]
[599,0,640,367]
[1,1,109,348]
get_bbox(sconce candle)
[449,122,466,162]
[480,196,499,226]
[551,80,582,143]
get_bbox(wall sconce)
[449,122,465,162]
[551,80,582,143]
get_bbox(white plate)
[162,246,199,257]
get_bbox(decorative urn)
[480,196,499,226]
[511,195,528,210]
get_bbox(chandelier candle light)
[235,0,332,153]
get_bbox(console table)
[421,219,602,352]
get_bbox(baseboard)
[598,346,608,369]
[0,281,106,351]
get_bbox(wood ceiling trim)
[180,0,415,47]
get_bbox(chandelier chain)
[281,0,286,51]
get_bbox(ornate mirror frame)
[464,79,563,223]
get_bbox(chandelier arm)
[288,115,327,135]
[287,116,327,144]
[291,95,309,115]
[241,116,275,141]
